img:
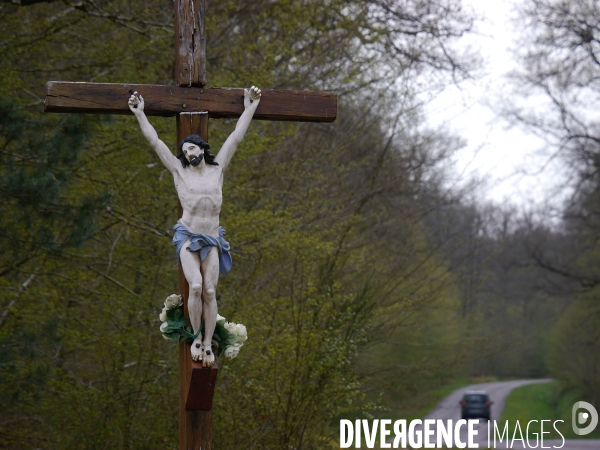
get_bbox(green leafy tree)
[0,0,478,448]
[0,101,108,275]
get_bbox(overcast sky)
[424,0,569,210]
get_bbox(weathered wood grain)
[174,0,206,87]
[185,362,218,410]
[44,81,337,122]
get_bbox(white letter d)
[340,420,353,448]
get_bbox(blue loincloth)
[172,221,232,275]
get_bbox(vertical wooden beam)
[174,0,207,87]
[177,113,213,450]
[175,0,210,445]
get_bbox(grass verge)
[499,380,600,440]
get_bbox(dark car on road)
[460,391,493,420]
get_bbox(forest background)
[1,0,600,448]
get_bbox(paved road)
[424,379,552,423]
[392,379,600,449]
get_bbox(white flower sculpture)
[164,294,183,309]
[158,294,247,360]
[221,321,248,359]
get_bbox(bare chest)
[174,166,223,212]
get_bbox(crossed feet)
[190,337,215,367]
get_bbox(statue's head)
[177,134,219,168]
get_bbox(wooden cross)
[44,1,336,449]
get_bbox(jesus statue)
[128,86,262,367]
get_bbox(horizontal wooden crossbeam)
[45,82,336,122]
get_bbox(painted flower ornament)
[158,294,247,360]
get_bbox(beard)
[188,154,204,167]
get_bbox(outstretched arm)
[215,86,261,171]
[128,92,178,173]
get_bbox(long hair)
[177,134,219,168]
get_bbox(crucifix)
[44,0,336,448]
